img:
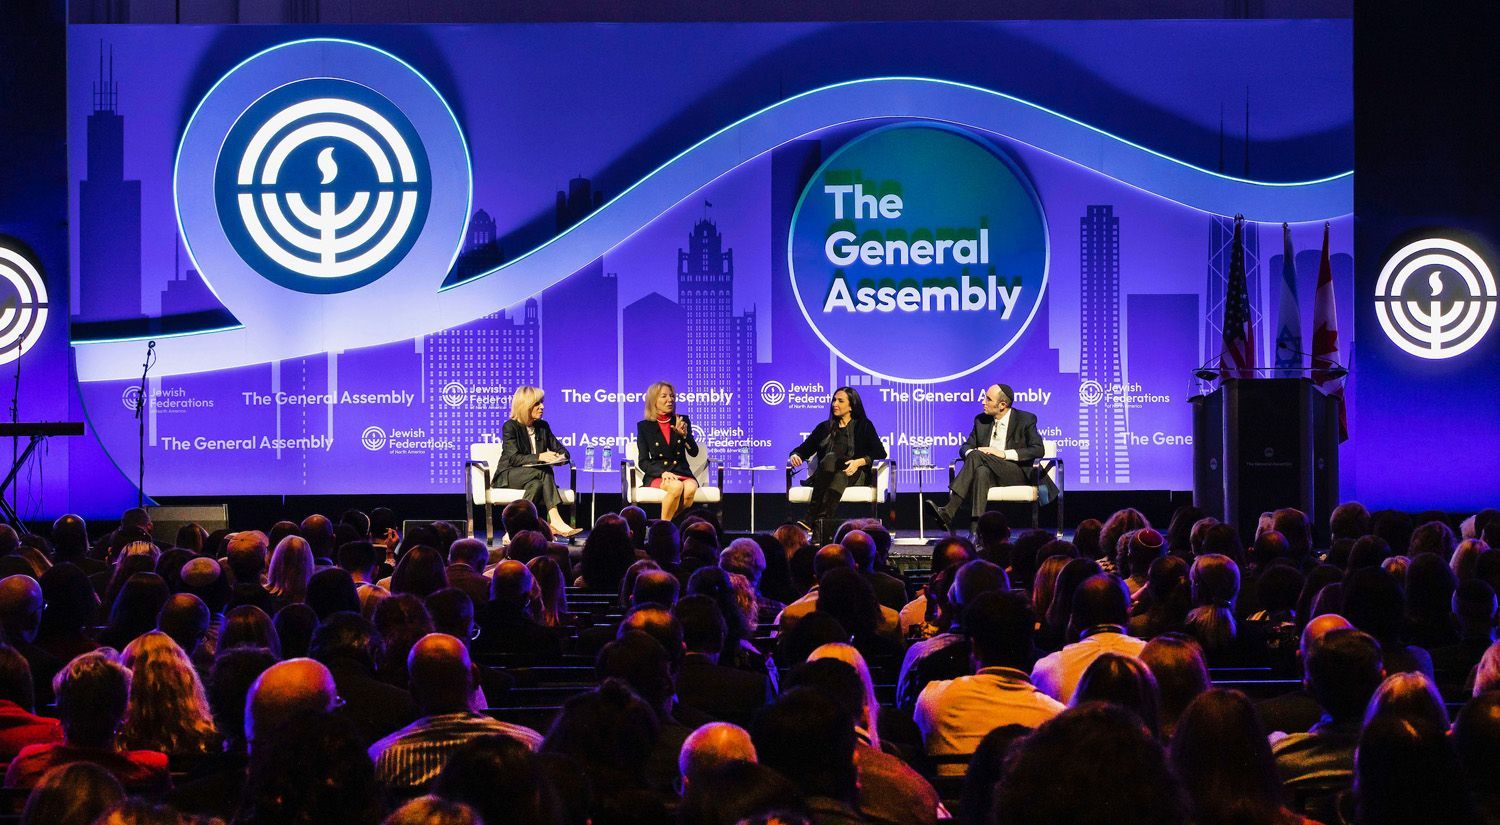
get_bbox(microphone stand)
[136,341,155,508]
[9,346,18,522]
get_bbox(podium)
[1191,379,1340,543]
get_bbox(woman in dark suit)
[495,386,580,537]
[635,381,699,521]
[788,386,886,535]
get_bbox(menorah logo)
[0,242,49,367]
[1078,379,1105,406]
[759,380,786,406]
[1375,238,1498,360]
[361,426,388,451]
[440,382,468,408]
[215,78,432,294]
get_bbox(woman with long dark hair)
[788,386,886,540]
[1170,689,1311,825]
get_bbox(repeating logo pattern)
[1375,238,1497,359]
[0,244,49,367]
[214,79,433,294]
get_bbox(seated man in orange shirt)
[4,651,169,792]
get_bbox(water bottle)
[740,446,751,469]
[602,444,614,470]
[585,445,595,471]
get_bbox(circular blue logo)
[214,78,432,294]
[788,124,1048,382]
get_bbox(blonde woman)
[267,535,314,611]
[635,381,699,520]
[807,642,882,748]
[119,631,219,757]
[495,386,579,537]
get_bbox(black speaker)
[147,505,228,545]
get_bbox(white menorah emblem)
[232,96,424,284]
[1375,238,1498,360]
[0,244,49,367]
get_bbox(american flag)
[1220,215,1257,380]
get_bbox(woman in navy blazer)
[635,381,699,521]
[495,386,581,537]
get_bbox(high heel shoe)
[551,522,582,538]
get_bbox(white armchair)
[620,440,723,516]
[947,438,1064,534]
[464,441,576,545]
[786,458,895,522]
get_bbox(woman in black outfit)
[495,386,580,537]
[635,381,699,521]
[788,386,886,537]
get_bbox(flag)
[1311,221,1348,440]
[1274,223,1302,375]
[1220,215,1257,380]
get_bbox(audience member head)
[305,567,359,619]
[1184,554,1240,651]
[272,603,315,660]
[975,509,1012,557]
[37,563,100,641]
[929,535,977,579]
[490,559,538,611]
[630,568,679,609]
[425,587,475,642]
[580,514,636,593]
[678,721,757,788]
[643,519,682,568]
[1305,627,1384,723]
[1410,519,1458,562]
[838,530,875,573]
[240,711,379,825]
[1331,501,1372,541]
[297,514,335,560]
[805,642,882,747]
[1452,538,1487,583]
[0,643,35,712]
[1165,505,1207,557]
[1071,573,1131,635]
[1125,528,1166,578]
[1045,558,1102,638]
[1256,562,1304,617]
[812,566,881,639]
[119,630,217,755]
[19,762,125,825]
[1342,566,1407,646]
[674,594,725,660]
[1100,508,1149,567]
[1248,528,1288,569]
[501,500,543,539]
[1030,554,1071,622]
[50,514,91,560]
[619,558,662,606]
[1364,670,1450,730]
[244,656,338,750]
[225,531,269,584]
[374,594,434,687]
[752,687,858,805]
[966,589,1036,671]
[502,529,549,565]
[687,566,752,651]
[433,735,564,825]
[1141,633,1210,738]
[616,604,685,670]
[541,677,660,788]
[1200,522,1246,565]
[811,543,855,579]
[1454,691,1500,794]
[1355,712,1475,825]
[1072,652,1162,737]
[103,572,171,648]
[266,536,313,605]
[391,545,448,599]
[206,647,275,753]
[774,612,849,669]
[447,537,489,571]
[721,538,768,588]
[526,555,567,627]
[1454,579,1498,640]
[1073,518,1103,560]
[55,651,131,748]
[1169,688,1289,825]
[949,557,1008,614]
[994,703,1189,825]
[1407,551,1459,626]
[221,604,280,658]
[155,593,210,658]
[596,631,675,718]
[678,759,803,825]
[1272,508,1313,563]
[407,633,476,715]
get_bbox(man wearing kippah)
[930,383,1054,532]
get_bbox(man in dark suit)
[673,595,774,728]
[444,537,493,609]
[930,383,1053,532]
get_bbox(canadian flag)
[1310,222,1347,441]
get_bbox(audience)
[7,499,1500,824]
